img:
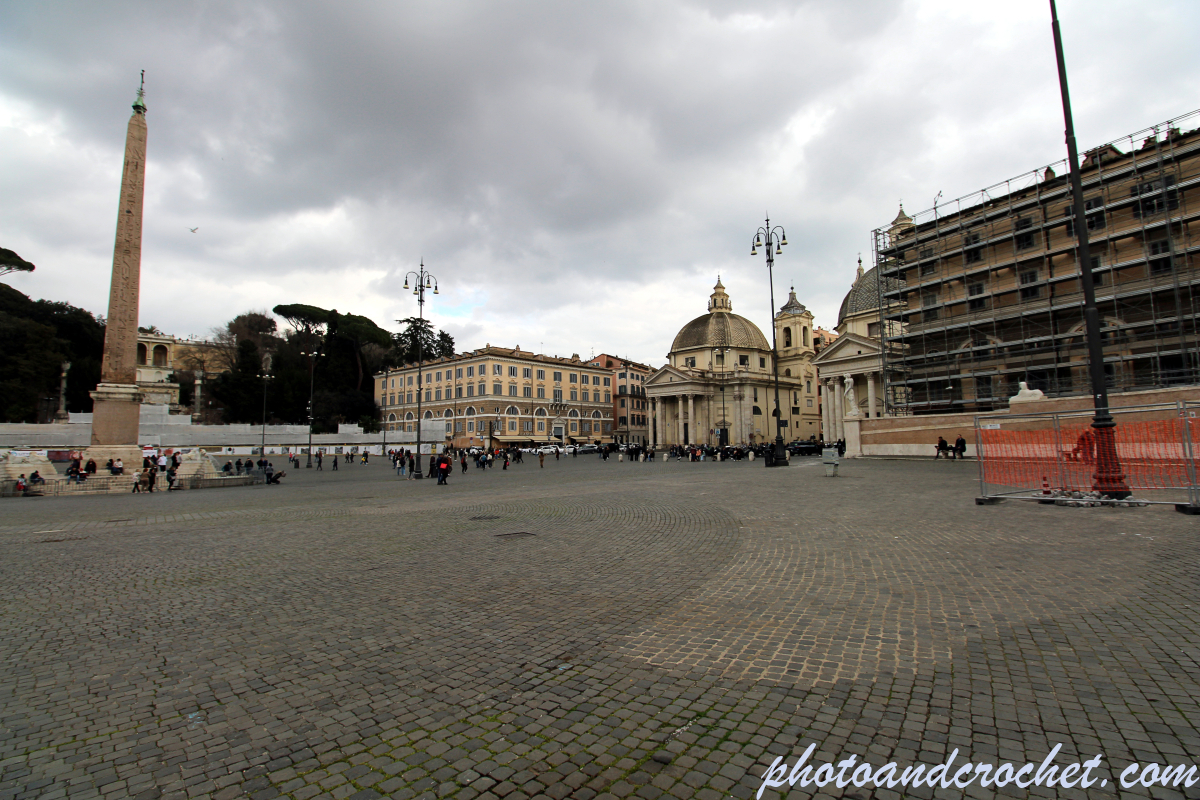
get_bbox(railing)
[974,401,1199,512]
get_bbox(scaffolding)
[874,109,1200,415]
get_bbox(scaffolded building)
[873,110,1200,415]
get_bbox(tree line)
[0,274,453,430]
[202,305,454,432]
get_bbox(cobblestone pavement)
[2,455,1198,800]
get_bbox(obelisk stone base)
[85,383,143,469]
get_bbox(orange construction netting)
[979,417,1199,492]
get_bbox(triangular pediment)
[646,365,696,386]
[812,332,882,366]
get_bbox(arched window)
[784,368,791,377]
[803,327,810,347]
[534,408,547,416]
[592,410,602,418]
[465,406,476,416]
[137,343,148,366]
[506,405,519,415]
[752,406,763,416]
[568,409,579,418]
[387,413,396,422]
[784,327,793,348]
[423,410,434,419]
[404,412,414,420]
[444,409,454,417]
[152,344,169,367]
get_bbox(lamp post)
[259,354,272,465]
[300,347,325,468]
[381,367,389,461]
[751,216,789,467]
[403,260,438,478]
[1048,0,1129,498]
[713,347,731,447]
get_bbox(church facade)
[645,279,822,446]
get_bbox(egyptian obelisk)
[86,74,149,468]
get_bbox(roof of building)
[670,278,770,352]
[837,260,906,327]
[777,287,808,317]
[388,344,604,372]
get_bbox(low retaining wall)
[850,385,1200,458]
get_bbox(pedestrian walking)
[539,452,545,468]
[461,453,468,474]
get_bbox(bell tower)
[708,276,732,313]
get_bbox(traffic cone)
[1038,475,1056,504]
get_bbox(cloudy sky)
[2,0,1197,366]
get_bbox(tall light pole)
[713,347,731,447]
[751,216,789,467]
[381,367,389,460]
[1049,0,1129,498]
[259,353,272,464]
[403,260,438,478]
[300,347,324,467]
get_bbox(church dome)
[837,258,906,327]
[670,278,771,352]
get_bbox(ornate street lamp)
[403,260,438,478]
[299,348,325,467]
[751,216,789,467]
[259,353,272,464]
[1048,0,1129,498]
[712,347,732,447]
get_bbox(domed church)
[645,278,822,446]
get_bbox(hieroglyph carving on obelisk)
[101,79,147,385]
[88,76,149,456]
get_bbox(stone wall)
[851,385,1200,457]
[0,418,445,451]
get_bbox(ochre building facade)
[374,346,614,449]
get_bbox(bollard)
[640,454,646,462]
[662,453,668,462]
[822,447,840,477]
[748,452,755,461]
[618,453,624,462]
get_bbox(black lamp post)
[751,216,789,467]
[299,347,325,468]
[380,367,389,461]
[259,354,272,464]
[713,347,731,447]
[403,261,438,478]
[1049,0,1129,498]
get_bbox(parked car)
[535,445,561,455]
[576,444,599,454]
[787,440,823,456]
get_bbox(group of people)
[935,435,969,460]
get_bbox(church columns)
[866,372,877,419]
[687,395,695,444]
[676,395,684,444]
[833,377,845,441]
[654,398,663,447]
[821,378,832,441]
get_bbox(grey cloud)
[2,0,1198,366]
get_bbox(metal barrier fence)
[1,471,264,498]
[974,401,1200,513]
